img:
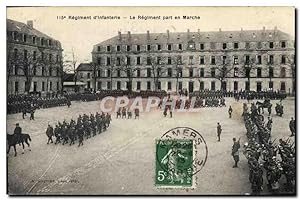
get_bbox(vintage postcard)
[6,6,295,195]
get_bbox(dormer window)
[32,36,36,44]
[178,44,182,50]
[41,38,44,46]
[97,46,101,52]
[23,34,27,42]
[167,44,172,51]
[12,32,18,41]
[269,42,274,49]
[106,45,111,52]
[49,40,52,46]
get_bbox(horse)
[275,103,284,117]
[7,133,31,157]
[256,100,272,114]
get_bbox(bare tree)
[147,55,166,91]
[171,55,184,93]
[286,56,295,95]
[239,57,256,91]
[119,55,138,93]
[214,60,235,91]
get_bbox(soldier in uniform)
[13,123,22,145]
[78,125,84,147]
[29,108,35,120]
[46,124,54,144]
[232,137,241,168]
[228,106,233,118]
[266,117,273,132]
[289,117,295,137]
[217,122,222,142]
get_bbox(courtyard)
[7,97,295,195]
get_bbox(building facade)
[7,19,63,95]
[89,27,294,93]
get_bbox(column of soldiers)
[46,112,112,147]
[243,104,295,194]
[116,107,139,119]
[234,91,287,102]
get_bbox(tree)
[63,48,78,92]
[214,60,235,91]
[147,55,166,91]
[286,56,295,95]
[239,57,256,91]
[119,55,138,93]
[172,55,184,93]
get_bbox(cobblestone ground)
[7,97,295,195]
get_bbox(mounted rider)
[13,123,22,145]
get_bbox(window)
[13,32,17,40]
[281,55,286,64]
[126,57,131,65]
[257,42,262,49]
[117,69,121,77]
[245,81,250,91]
[107,81,111,90]
[222,43,227,49]
[56,55,59,63]
[234,68,239,77]
[87,73,90,79]
[23,50,28,61]
[23,34,27,42]
[106,45,111,52]
[136,81,141,90]
[116,57,121,66]
[41,38,44,46]
[189,56,193,65]
[280,67,286,78]
[106,57,111,66]
[211,81,215,91]
[147,81,151,90]
[157,82,161,90]
[117,81,121,90]
[234,81,238,91]
[280,82,286,91]
[256,82,262,92]
[157,57,161,65]
[269,67,274,77]
[168,57,172,65]
[49,67,52,76]
[234,42,239,49]
[49,40,52,46]
[211,68,215,78]
[49,54,52,62]
[245,42,250,49]
[257,68,262,78]
[157,68,161,77]
[97,46,101,52]
[33,82,37,92]
[200,56,205,65]
[33,51,36,61]
[147,45,151,51]
[200,43,204,50]
[97,57,101,65]
[42,82,45,91]
[269,81,273,90]
[50,82,52,91]
[178,44,182,50]
[167,82,172,90]
[136,68,140,77]
[222,56,226,64]
[233,56,238,65]
[147,68,151,77]
[126,45,131,51]
[281,41,286,48]
[269,42,274,49]
[189,68,193,77]
[199,68,204,77]
[136,45,140,51]
[167,44,172,51]
[147,57,151,65]
[177,68,182,78]
[178,82,183,91]
[245,55,250,64]
[211,56,216,65]
[14,82,19,93]
[269,55,274,64]
[157,44,161,51]
[97,81,102,90]
[167,68,172,77]
[97,70,101,77]
[200,81,204,90]
[33,66,37,76]
[257,55,262,65]
[41,52,44,61]
[107,69,111,77]
[136,57,141,65]
[117,45,121,52]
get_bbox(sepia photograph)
[6,6,296,195]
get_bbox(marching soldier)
[266,117,273,132]
[228,106,233,118]
[289,117,295,137]
[217,122,222,142]
[29,108,35,120]
[46,124,54,144]
[13,123,22,145]
[232,137,241,168]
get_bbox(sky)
[7,6,295,67]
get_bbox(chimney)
[219,28,222,32]
[241,27,243,31]
[27,20,33,29]
[167,30,170,39]
[263,26,266,31]
[198,29,200,34]
[187,29,190,39]
[128,31,131,40]
[147,30,150,40]
[118,31,122,41]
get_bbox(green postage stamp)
[155,139,195,188]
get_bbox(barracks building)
[7,19,63,95]
[85,27,295,93]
